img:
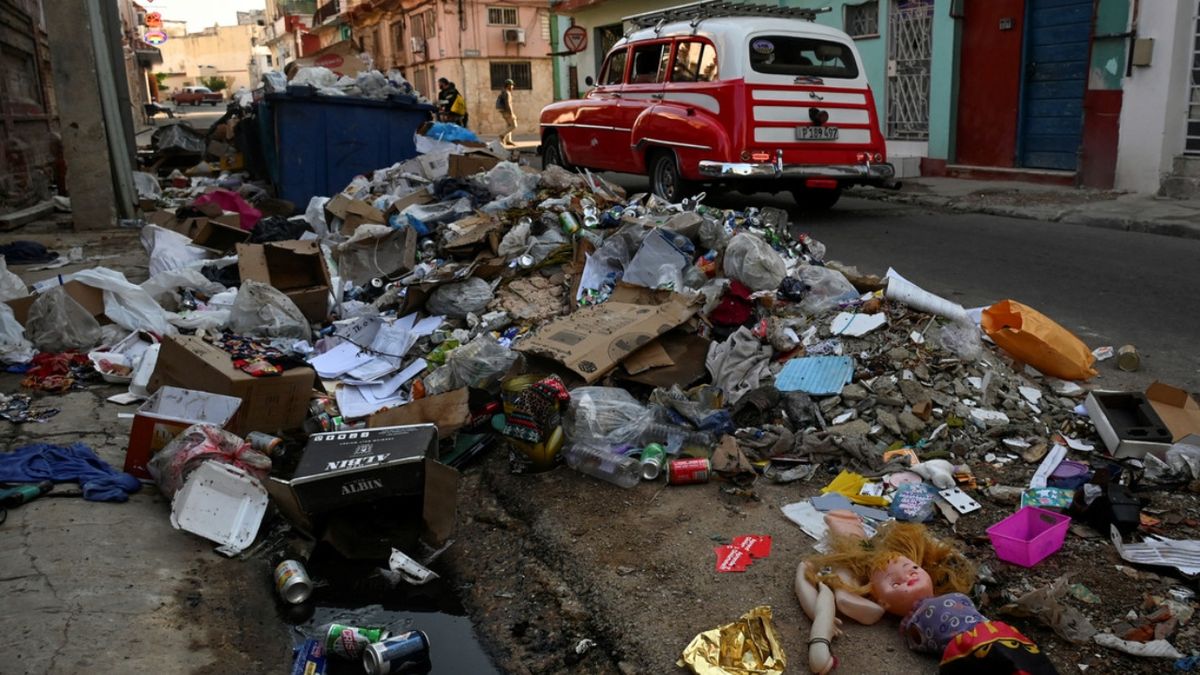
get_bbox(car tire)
[541,133,571,170]
[791,188,842,211]
[648,150,692,204]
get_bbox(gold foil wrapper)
[677,605,787,674]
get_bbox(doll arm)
[832,569,886,625]
[808,583,838,675]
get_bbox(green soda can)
[322,623,391,660]
[559,211,580,235]
[640,443,666,481]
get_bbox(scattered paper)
[388,547,439,585]
[782,501,828,543]
[1093,633,1183,659]
[1062,436,1096,452]
[1092,346,1114,362]
[1110,525,1200,576]
[830,311,886,337]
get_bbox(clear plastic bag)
[26,287,102,352]
[228,280,310,340]
[148,423,271,500]
[563,387,650,448]
[423,335,517,395]
[0,303,34,364]
[937,319,983,361]
[622,229,692,290]
[141,266,226,310]
[426,278,493,319]
[723,232,786,292]
[796,265,858,315]
[698,214,733,251]
[538,165,586,191]
[484,162,539,199]
[292,66,338,88]
[133,171,162,201]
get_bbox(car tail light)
[856,153,868,162]
[806,179,839,190]
[750,151,771,162]
[741,151,752,161]
[874,153,884,162]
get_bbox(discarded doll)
[795,513,1059,674]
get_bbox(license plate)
[795,126,839,141]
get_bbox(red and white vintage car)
[539,2,897,210]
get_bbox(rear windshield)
[748,36,859,79]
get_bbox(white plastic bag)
[0,303,34,364]
[228,280,310,340]
[133,171,162,201]
[292,66,338,88]
[622,229,691,290]
[26,287,103,352]
[0,258,26,301]
[141,224,210,277]
[723,232,786,291]
[73,267,176,335]
[141,266,226,310]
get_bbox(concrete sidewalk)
[847,177,1200,240]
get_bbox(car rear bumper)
[697,160,897,186]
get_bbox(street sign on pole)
[563,25,588,53]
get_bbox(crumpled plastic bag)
[677,606,786,675]
[291,66,338,88]
[0,303,34,364]
[0,257,27,301]
[423,336,517,395]
[426,278,493,319]
[706,326,772,405]
[796,265,858,315]
[402,197,473,235]
[140,267,226,310]
[304,196,331,239]
[26,287,103,352]
[497,218,532,258]
[723,232,786,292]
[193,189,262,231]
[982,299,1097,381]
[563,386,650,448]
[73,267,176,336]
[484,162,539,199]
[623,228,693,290]
[141,224,210,277]
[538,165,586,191]
[148,423,271,500]
[133,171,162,201]
[228,280,310,340]
[937,319,983,361]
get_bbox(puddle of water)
[278,545,499,674]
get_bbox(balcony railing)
[312,0,342,25]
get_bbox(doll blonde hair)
[805,522,976,599]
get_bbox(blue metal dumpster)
[260,88,435,207]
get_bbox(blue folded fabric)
[0,443,141,502]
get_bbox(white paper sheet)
[310,342,375,378]
[830,311,887,337]
[1110,525,1200,576]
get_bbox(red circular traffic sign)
[563,25,587,53]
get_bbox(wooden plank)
[0,200,55,231]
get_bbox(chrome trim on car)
[636,137,714,151]
[541,122,632,132]
[697,161,896,183]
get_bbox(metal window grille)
[887,0,933,140]
[488,7,519,26]
[490,62,532,90]
[541,13,551,41]
[844,1,879,38]
[1187,2,1200,155]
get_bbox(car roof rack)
[623,1,831,30]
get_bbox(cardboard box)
[292,40,372,78]
[236,240,331,322]
[1084,391,1174,459]
[448,151,502,178]
[368,387,470,437]
[1145,382,1200,446]
[125,386,242,478]
[515,293,699,384]
[149,335,315,436]
[191,218,250,253]
[6,280,107,327]
[386,189,434,217]
[326,194,386,234]
[264,424,458,547]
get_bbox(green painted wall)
[1090,0,1130,90]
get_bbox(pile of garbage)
[4,105,1200,671]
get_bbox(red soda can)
[667,458,710,485]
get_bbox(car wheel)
[791,188,842,211]
[541,133,570,170]
[649,150,692,204]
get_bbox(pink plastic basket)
[986,506,1071,567]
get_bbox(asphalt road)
[602,174,1200,392]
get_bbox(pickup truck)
[171,86,224,106]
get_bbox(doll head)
[805,522,975,617]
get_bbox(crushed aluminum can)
[323,623,391,660]
[290,638,327,675]
[640,444,666,481]
[517,253,535,269]
[667,458,711,485]
[363,630,431,675]
[274,560,313,604]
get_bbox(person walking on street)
[497,79,517,146]
[437,77,468,128]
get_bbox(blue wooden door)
[1018,0,1093,170]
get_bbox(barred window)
[844,1,880,39]
[487,7,519,26]
[490,62,532,89]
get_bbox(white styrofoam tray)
[170,460,268,555]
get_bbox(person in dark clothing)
[437,77,468,128]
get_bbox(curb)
[847,188,1200,241]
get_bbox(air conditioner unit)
[503,28,525,45]
[410,36,425,53]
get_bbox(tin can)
[559,211,580,235]
[274,560,313,604]
[1117,344,1140,372]
[247,431,283,457]
[640,444,666,481]
[363,631,431,675]
[290,638,327,675]
[324,623,391,660]
[667,458,710,485]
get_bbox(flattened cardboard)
[617,332,711,388]
[515,294,698,384]
[236,241,331,322]
[368,388,470,437]
[148,335,315,436]
[387,189,433,216]
[443,215,501,253]
[622,340,674,375]
[7,281,107,326]
[326,194,386,234]
[1146,382,1200,445]
[292,40,371,78]
[448,151,502,178]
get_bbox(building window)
[413,10,435,41]
[487,7,519,26]
[844,1,879,39]
[391,20,404,53]
[490,61,532,89]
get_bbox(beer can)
[324,623,391,660]
[1117,344,1141,372]
[290,638,327,675]
[247,431,283,457]
[363,631,431,675]
[640,443,666,481]
[667,458,710,485]
[274,560,313,604]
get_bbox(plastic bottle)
[639,422,716,452]
[564,443,640,488]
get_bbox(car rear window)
[747,36,859,79]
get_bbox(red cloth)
[192,189,262,230]
[710,280,754,326]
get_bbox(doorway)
[955,0,1024,166]
[1016,0,1094,170]
[886,0,934,140]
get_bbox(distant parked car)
[171,86,224,106]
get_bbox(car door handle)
[651,93,665,100]
[611,92,622,99]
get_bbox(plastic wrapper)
[26,287,103,352]
[678,606,786,675]
[148,424,271,500]
[937,320,983,361]
[484,162,539,199]
[796,265,858,315]
[228,280,310,340]
[723,232,786,292]
[623,229,693,290]
[999,575,1097,644]
[563,387,650,448]
[0,303,34,364]
[73,268,175,336]
[426,278,493,319]
[423,336,517,395]
[0,257,26,301]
